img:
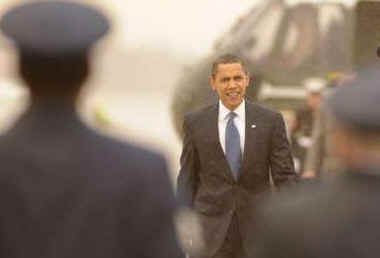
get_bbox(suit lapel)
[202,103,236,182]
[202,104,221,151]
[203,102,262,182]
[240,102,260,178]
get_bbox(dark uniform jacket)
[253,167,380,258]
[177,101,297,257]
[0,102,184,258]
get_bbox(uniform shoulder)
[257,177,347,225]
[88,130,167,169]
[86,132,171,190]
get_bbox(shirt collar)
[219,99,245,122]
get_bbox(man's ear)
[209,76,216,91]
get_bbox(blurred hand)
[174,207,204,256]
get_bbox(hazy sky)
[106,0,357,59]
[0,0,357,59]
[109,0,256,58]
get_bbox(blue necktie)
[225,112,242,180]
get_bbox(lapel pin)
[251,124,256,128]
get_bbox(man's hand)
[174,207,204,257]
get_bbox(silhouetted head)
[326,67,380,168]
[0,1,110,100]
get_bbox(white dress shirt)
[218,100,246,155]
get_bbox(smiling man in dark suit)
[177,54,298,258]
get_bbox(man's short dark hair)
[211,54,248,77]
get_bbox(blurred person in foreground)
[0,1,184,258]
[303,72,356,178]
[177,54,297,258]
[251,67,380,258]
[290,78,325,173]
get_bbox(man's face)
[210,62,250,111]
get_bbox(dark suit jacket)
[177,101,297,257]
[0,102,184,258]
[252,167,380,258]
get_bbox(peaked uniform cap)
[0,1,110,57]
[326,67,380,132]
